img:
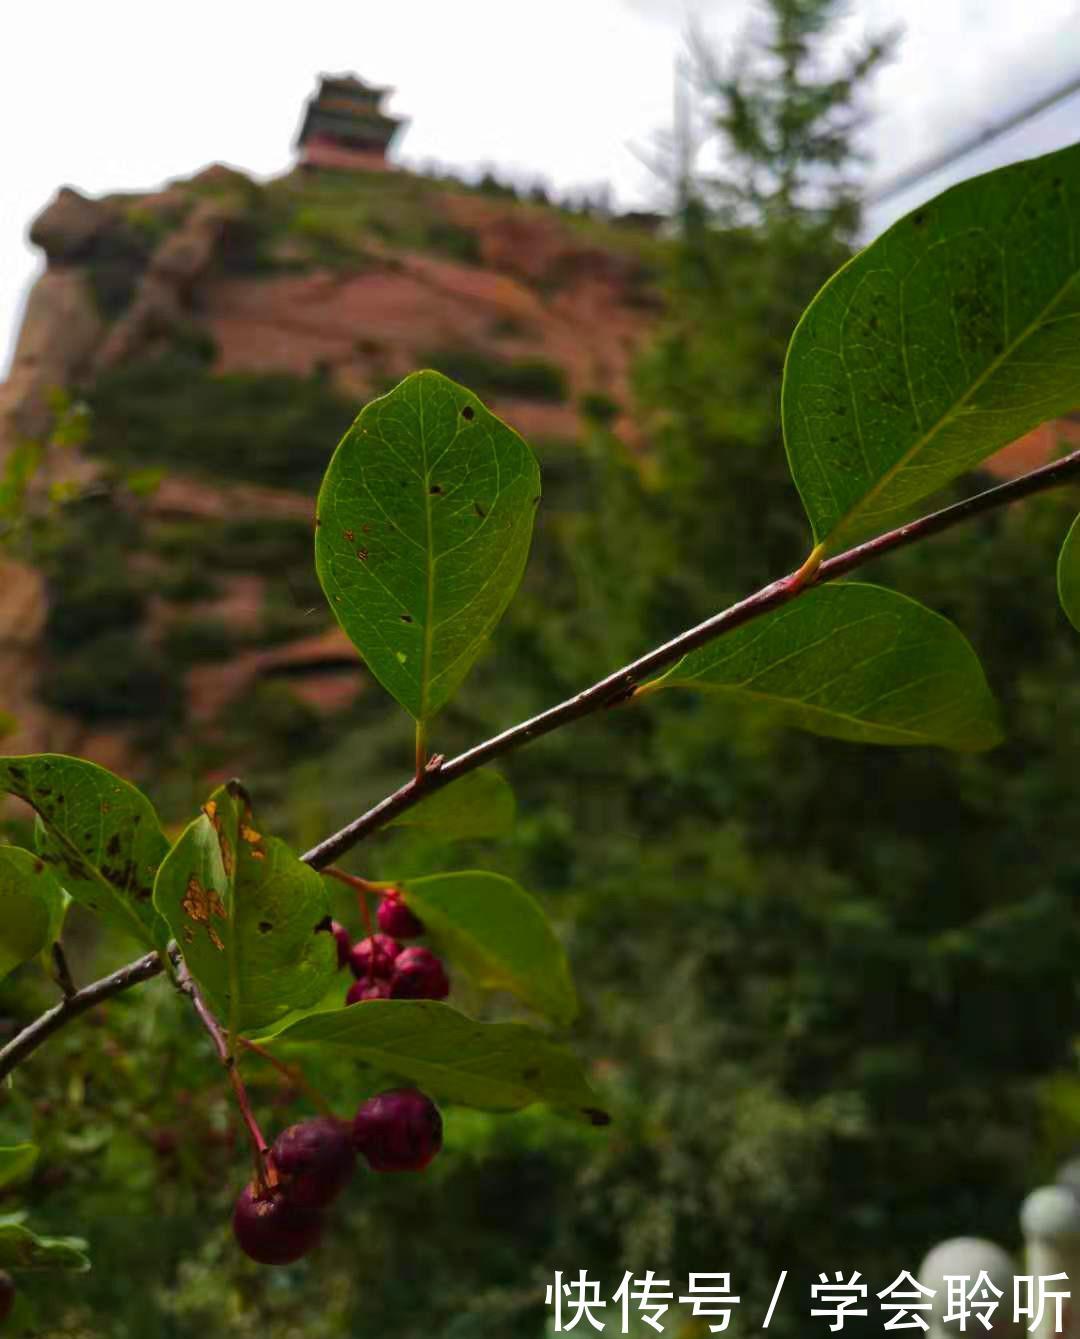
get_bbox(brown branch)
[3,446,1080,1081]
[0,950,164,1082]
[300,447,1080,871]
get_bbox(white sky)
[3,0,1080,374]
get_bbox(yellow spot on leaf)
[181,875,226,925]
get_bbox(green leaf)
[400,872,576,1026]
[261,1000,607,1123]
[0,1219,89,1272]
[1059,513,1080,633]
[0,712,14,741]
[153,784,337,1037]
[315,370,541,722]
[650,583,1002,751]
[0,849,68,983]
[388,772,516,839]
[0,1145,38,1191]
[783,141,1080,550]
[0,755,169,948]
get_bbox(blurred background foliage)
[3,1,1080,1334]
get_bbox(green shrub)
[578,390,620,425]
[89,354,354,491]
[419,348,569,402]
[40,631,181,723]
[160,617,235,664]
[423,221,482,264]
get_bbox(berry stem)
[324,866,396,937]
[239,1038,336,1118]
[172,950,271,1187]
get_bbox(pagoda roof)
[294,74,406,152]
[318,72,394,97]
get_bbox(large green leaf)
[400,872,576,1026]
[1059,513,1080,633]
[650,583,1002,751]
[0,848,68,983]
[0,1145,38,1191]
[783,141,1080,551]
[260,1000,608,1124]
[153,785,337,1038]
[0,755,169,948]
[388,772,516,839]
[0,1216,89,1272]
[315,370,541,721]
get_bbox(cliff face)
[0,162,664,773]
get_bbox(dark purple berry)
[390,946,449,1000]
[377,892,424,940]
[346,978,391,1004]
[330,920,352,970]
[0,1272,14,1324]
[270,1117,356,1209]
[231,1182,324,1265]
[352,1088,443,1172]
[349,934,401,981]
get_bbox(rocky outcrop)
[0,268,103,447]
[28,187,112,263]
[95,200,234,369]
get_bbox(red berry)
[352,1088,443,1172]
[346,978,390,1004]
[0,1272,14,1324]
[231,1182,324,1265]
[377,892,424,939]
[349,934,401,981]
[330,921,352,970]
[390,946,449,1000]
[270,1118,356,1209]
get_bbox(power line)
[865,68,1080,206]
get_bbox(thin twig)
[50,943,77,999]
[300,447,1080,870]
[0,951,164,1082]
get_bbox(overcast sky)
[3,0,1080,373]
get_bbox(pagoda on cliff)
[295,74,405,172]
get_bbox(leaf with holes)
[315,370,541,721]
[400,871,576,1025]
[647,583,1002,751]
[260,1000,607,1124]
[0,755,169,949]
[388,772,516,839]
[0,1146,37,1192]
[0,848,68,983]
[153,784,337,1037]
[783,141,1080,551]
[1059,513,1080,633]
[0,1217,89,1272]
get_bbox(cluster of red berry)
[232,1088,443,1265]
[332,889,449,1004]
